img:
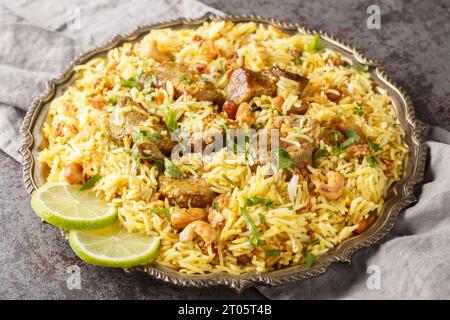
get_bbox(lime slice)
[31,182,117,230]
[69,224,160,267]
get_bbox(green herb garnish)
[259,213,266,224]
[143,76,155,89]
[367,139,382,152]
[131,129,162,144]
[177,75,192,84]
[80,174,101,191]
[310,238,321,245]
[165,108,179,132]
[197,77,210,84]
[219,60,225,73]
[278,148,293,169]
[353,64,370,72]
[354,104,364,116]
[107,97,117,105]
[130,147,141,167]
[154,159,165,171]
[306,34,325,53]
[246,197,273,208]
[164,158,184,178]
[313,149,328,164]
[266,250,281,257]
[330,130,341,141]
[341,127,360,149]
[121,77,140,88]
[364,156,378,167]
[304,251,316,267]
[241,207,260,247]
[221,174,236,187]
[151,208,170,217]
[212,202,220,212]
[293,56,303,65]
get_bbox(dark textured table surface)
[1,0,449,299]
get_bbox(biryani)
[39,21,407,274]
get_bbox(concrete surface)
[0,0,449,299]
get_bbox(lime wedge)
[69,224,160,267]
[31,182,117,230]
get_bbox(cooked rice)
[39,21,407,275]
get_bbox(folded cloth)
[257,126,450,299]
[0,0,220,161]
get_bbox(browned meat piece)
[286,143,314,170]
[109,109,148,145]
[264,66,308,91]
[226,67,277,104]
[132,141,165,163]
[226,67,308,104]
[109,107,176,155]
[158,176,218,208]
[146,120,177,155]
[286,99,310,115]
[154,62,223,104]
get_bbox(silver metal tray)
[19,13,427,292]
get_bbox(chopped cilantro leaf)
[306,35,325,53]
[367,139,382,152]
[266,250,281,257]
[304,251,316,267]
[278,148,293,169]
[241,207,260,247]
[164,158,184,178]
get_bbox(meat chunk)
[226,67,277,104]
[146,120,177,155]
[158,176,217,208]
[269,115,318,170]
[109,107,176,155]
[132,141,165,163]
[109,109,148,145]
[155,62,222,104]
[226,67,308,104]
[286,143,314,170]
[264,66,308,91]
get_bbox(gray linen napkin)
[0,0,221,161]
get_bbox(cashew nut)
[64,162,83,185]
[235,102,255,126]
[170,208,206,229]
[179,220,216,246]
[317,171,345,200]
